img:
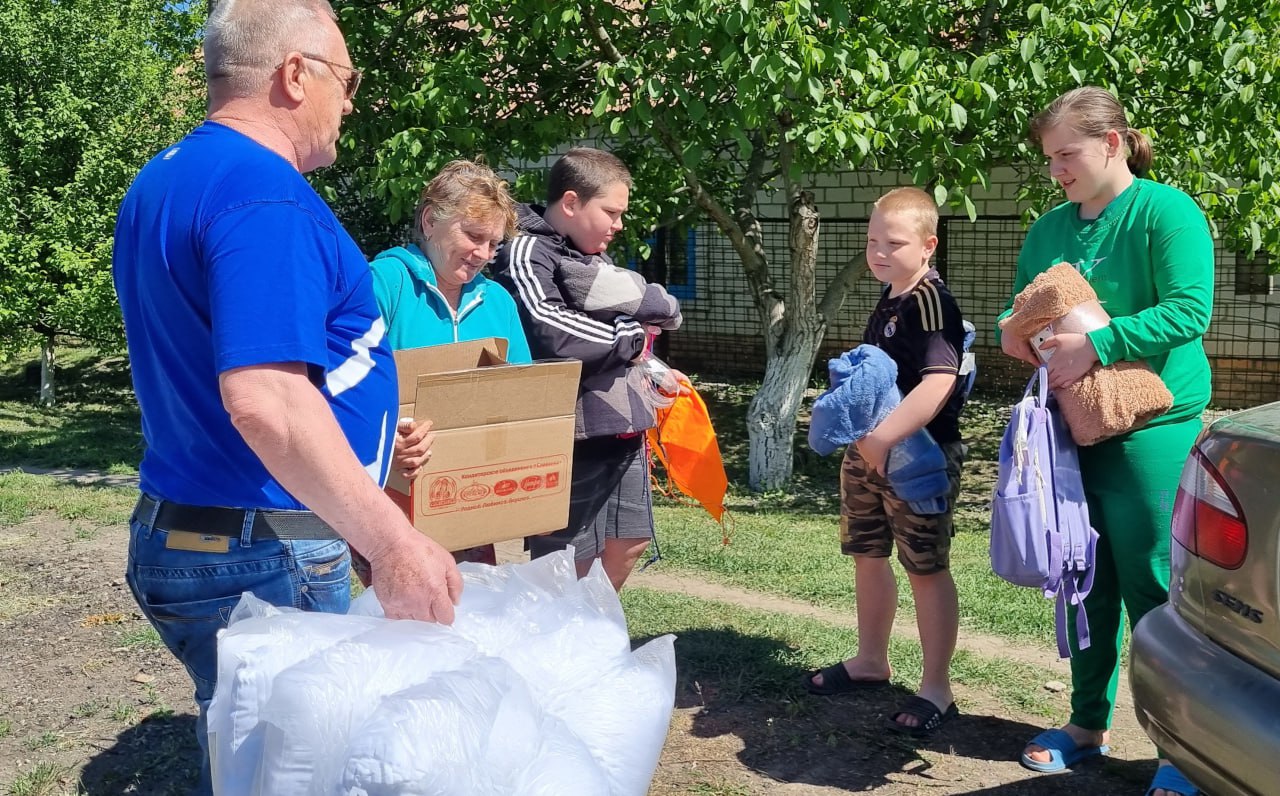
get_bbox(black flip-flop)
[883,696,959,738]
[800,663,890,696]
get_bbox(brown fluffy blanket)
[1003,264,1173,445]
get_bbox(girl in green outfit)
[997,87,1213,796]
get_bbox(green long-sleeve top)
[996,178,1214,425]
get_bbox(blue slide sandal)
[1019,728,1110,773]
[1146,764,1199,796]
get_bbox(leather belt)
[132,494,340,541]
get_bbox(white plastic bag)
[627,349,681,411]
[208,600,383,796]
[208,550,676,796]
[257,623,478,795]
[339,659,610,795]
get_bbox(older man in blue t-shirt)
[111,2,460,792]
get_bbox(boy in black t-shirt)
[802,188,968,739]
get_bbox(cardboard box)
[385,339,581,551]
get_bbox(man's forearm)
[220,363,413,559]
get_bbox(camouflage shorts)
[839,440,967,574]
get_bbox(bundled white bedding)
[207,551,676,796]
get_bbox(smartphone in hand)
[1032,324,1054,363]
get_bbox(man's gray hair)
[204,0,339,97]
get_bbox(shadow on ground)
[80,713,200,795]
[660,626,1153,795]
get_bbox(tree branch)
[818,257,867,320]
[582,3,626,64]
[651,200,700,233]
[580,0,780,326]
[1110,0,1134,42]
[733,131,768,212]
[366,1,432,71]
[973,0,1003,55]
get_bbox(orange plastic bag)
[647,379,732,542]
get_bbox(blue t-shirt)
[113,121,398,509]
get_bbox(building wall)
[665,168,1280,409]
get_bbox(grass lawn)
[0,348,1063,652]
[5,351,1163,795]
[622,587,1059,718]
[0,347,141,473]
[0,472,136,526]
[0,350,1057,647]
[655,380,1058,648]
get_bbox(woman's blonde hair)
[412,160,517,248]
[1029,86,1153,175]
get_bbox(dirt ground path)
[0,482,1157,795]
[513,541,1151,795]
[619,565,1153,795]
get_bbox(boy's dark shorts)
[839,440,967,575]
[527,434,655,561]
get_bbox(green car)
[1131,403,1280,796]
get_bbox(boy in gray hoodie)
[492,147,682,591]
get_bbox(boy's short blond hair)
[873,187,939,239]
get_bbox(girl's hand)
[1040,332,1100,389]
[998,318,1043,366]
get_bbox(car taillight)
[1171,449,1248,569]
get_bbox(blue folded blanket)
[808,345,950,514]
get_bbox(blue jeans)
[125,496,351,796]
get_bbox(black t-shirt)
[862,269,966,443]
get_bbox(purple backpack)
[990,367,1099,658]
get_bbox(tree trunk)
[39,334,56,407]
[746,323,826,490]
[746,188,826,491]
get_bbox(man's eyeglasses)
[281,52,362,100]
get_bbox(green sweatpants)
[1066,417,1202,730]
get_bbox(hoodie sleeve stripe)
[506,236,625,344]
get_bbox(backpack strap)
[1055,573,1093,658]
[1030,365,1050,408]
[959,321,978,398]
[1044,374,1096,658]
[1069,532,1097,654]
[1040,374,1065,597]
[1054,589,1071,658]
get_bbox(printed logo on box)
[428,476,458,509]
[418,455,569,516]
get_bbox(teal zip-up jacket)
[369,244,533,363]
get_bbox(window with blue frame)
[625,226,697,302]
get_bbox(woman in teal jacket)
[369,160,531,565]
[370,162,531,360]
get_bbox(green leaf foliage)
[330,0,1280,257]
[0,0,205,358]
[326,0,1280,487]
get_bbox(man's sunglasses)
[281,52,362,100]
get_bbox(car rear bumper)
[1131,604,1280,796]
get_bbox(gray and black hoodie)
[491,204,683,440]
